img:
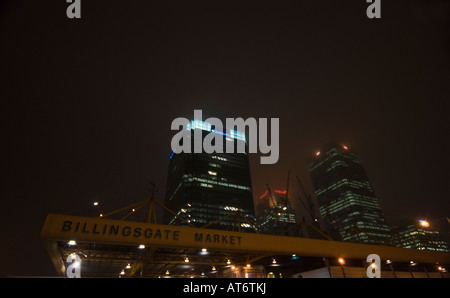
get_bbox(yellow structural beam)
[42,213,450,269]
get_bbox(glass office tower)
[393,222,449,252]
[164,120,255,231]
[308,142,391,244]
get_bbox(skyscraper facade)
[164,120,255,231]
[308,142,391,244]
[393,221,449,252]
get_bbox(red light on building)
[258,190,268,200]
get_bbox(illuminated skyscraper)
[308,142,391,244]
[164,120,255,231]
[393,220,449,252]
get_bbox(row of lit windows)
[327,148,361,164]
[309,148,361,172]
[182,173,244,187]
[342,192,380,207]
[403,229,440,236]
[326,160,349,172]
[326,214,389,231]
[340,228,390,240]
[316,179,349,196]
[172,207,255,227]
[205,155,248,168]
[357,224,390,232]
[180,203,253,216]
[320,195,381,214]
[399,240,449,251]
[190,176,251,191]
[329,211,384,224]
[319,197,381,218]
[316,178,372,197]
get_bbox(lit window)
[224,206,239,211]
[212,155,228,161]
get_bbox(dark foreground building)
[256,188,296,235]
[164,120,255,231]
[308,142,391,244]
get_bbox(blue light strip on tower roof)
[186,120,246,142]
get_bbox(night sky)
[1,0,449,277]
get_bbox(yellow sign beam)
[41,213,450,266]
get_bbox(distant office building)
[434,217,450,249]
[308,142,391,244]
[164,120,255,231]
[256,188,296,234]
[393,220,449,252]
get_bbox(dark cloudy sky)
[1,0,449,276]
